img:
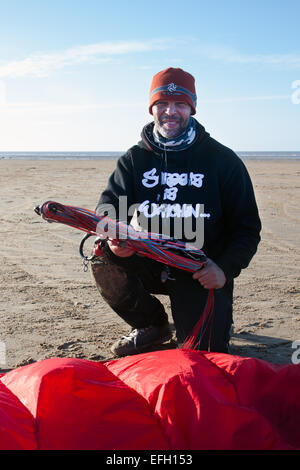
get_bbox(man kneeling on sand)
[91,67,261,356]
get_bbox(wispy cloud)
[0,39,171,78]
[197,44,300,69]
[0,101,148,113]
[0,94,289,114]
[199,94,290,104]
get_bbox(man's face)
[152,100,192,139]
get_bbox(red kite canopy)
[0,349,299,450]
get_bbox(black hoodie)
[96,120,261,281]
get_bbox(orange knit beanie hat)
[149,67,197,115]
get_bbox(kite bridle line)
[34,200,215,350]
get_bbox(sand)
[0,158,299,370]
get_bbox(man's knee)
[91,245,135,307]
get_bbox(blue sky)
[0,0,299,151]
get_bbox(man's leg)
[90,241,172,355]
[168,269,233,352]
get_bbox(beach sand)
[0,159,299,370]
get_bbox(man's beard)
[155,117,189,139]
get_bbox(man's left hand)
[192,258,226,289]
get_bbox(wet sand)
[0,159,299,369]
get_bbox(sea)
[0,151,300,161]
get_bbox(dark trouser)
[91,241,233,353]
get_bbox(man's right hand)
[107,239,135,258]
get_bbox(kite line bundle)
[34,200,215,350]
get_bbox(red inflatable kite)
[0,349,299,450]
